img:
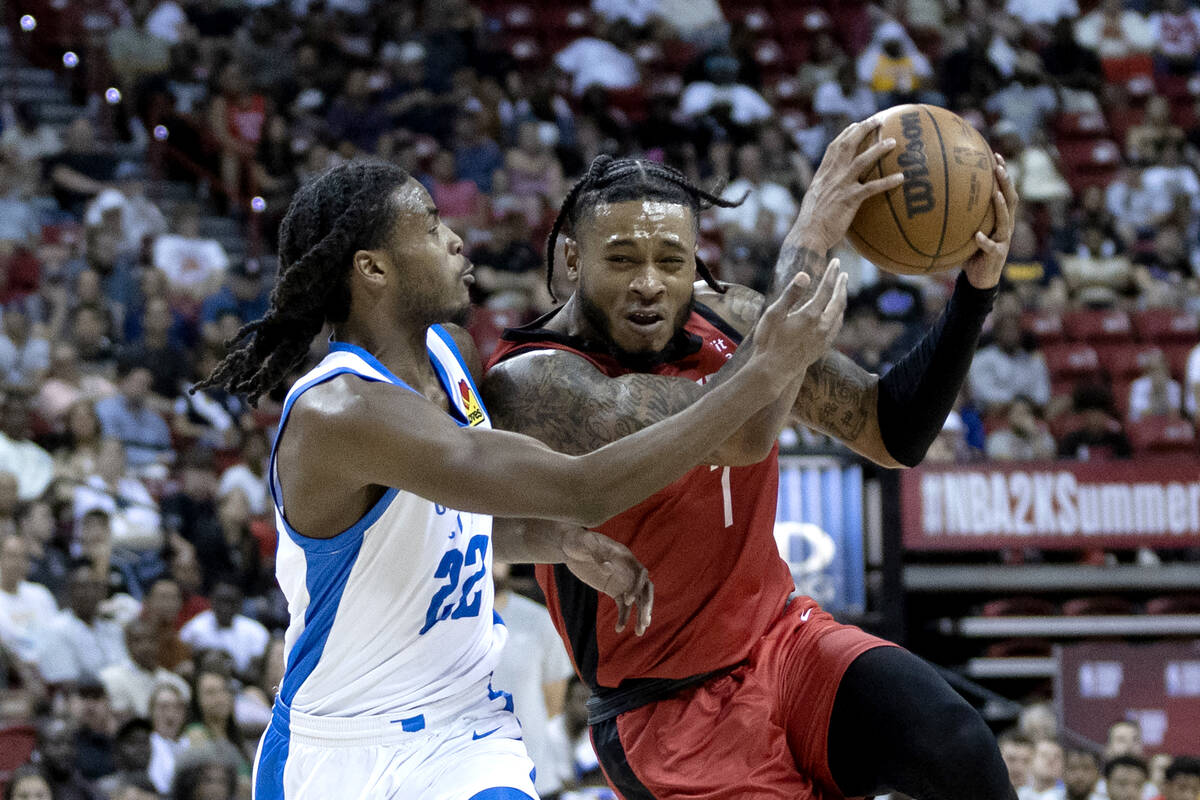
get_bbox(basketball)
[847,104,997,276]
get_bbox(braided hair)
[545,156,746,300]
[195,161,411,405]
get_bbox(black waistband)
[585,666,738,725]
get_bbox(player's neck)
[556,295,601,341]
[332,319,439,388]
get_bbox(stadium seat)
[1101,54,1154,86]
[1042,343,1102,381]
[1111,378,1133,419]
[1106,107,1143,152]
[1146,595,1200,615]
[1163,343,1195,382]
[1098,343,1162,381]
[1131,309,1200,344]
[1057,139,1122,191]
[1022,312,1065,346]
[982,597,1057,616]
[1126,416,1196,456]
[984,639,1053,658]
[1053,112,1109,142]
[1063,309,1133,343]
[605,85,648,123]
[1062,596,1136,616]
[0,724,37,789]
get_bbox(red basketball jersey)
[487,303,794,691]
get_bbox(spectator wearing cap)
[35,717,105,800]
[179,582,268,680]
[96,717,156,798]
[84,164,168,259]
[152,205,230,305]
[968,313,1052,414]
[35,564,128,685]
[100,619,190,721]
[200,258,270,330]
[679,51,773,130]
[0,533,58,665]
[554,19,640,97]
[95,363,175,472]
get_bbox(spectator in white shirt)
[217,431,269,516]
[715,143,799,242]
[100,618,191,721]
[36,563,129,684]
[1006,0,1079,27]
[179,582,269,680]
[679,52,772,129]
[1141,141,1200,215]
[1151,0,1200,74]
[0,533,58,663]
[1128,350,1183,421]
[0,392,55,502]
[968,313,1052,413]
[1075,0,1154,59]
[591,0,660,29]
[813,62,877,123]
[84,166,168,259]
[1020,739,1067,800]
[147,682,189,795]
[0,305,50,391]
[492,564,575,797]
[554,23,640,96]
[152,205,230,303]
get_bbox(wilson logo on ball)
[897,111,935,219]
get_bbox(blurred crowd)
[2,0,1200,797]
[998,705,1200,800]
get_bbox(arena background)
[0,0,1198,797]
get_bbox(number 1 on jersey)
[710,465,732,528]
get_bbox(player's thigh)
[593,674,817,800]
[427,710,538,800]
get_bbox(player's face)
[571,200,697,355]
[378,179,472,326]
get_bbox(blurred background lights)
[105,88,121,104]
[153,125,169,141]
[19,15,35,31]
[250,196,266,213]
[62,51,78,68]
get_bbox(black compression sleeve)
[876,271,998,467]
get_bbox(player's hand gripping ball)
[847,104,1000,276]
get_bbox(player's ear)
[351,249,387,287]
[564,238,581,281]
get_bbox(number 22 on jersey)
[419,530,489,636]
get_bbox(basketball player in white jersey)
[194,162,849,800]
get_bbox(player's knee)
[926,704,1012,800]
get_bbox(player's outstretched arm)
[310,270,843,527]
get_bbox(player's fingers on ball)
[992,188,1013,234]
[859,171,905,198]
[975,230,1002,252]
[850,137,897,173]
[808,259,841,309]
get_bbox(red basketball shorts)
[589,596,896,800]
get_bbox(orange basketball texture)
[847,105,996,276]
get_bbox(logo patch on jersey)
[457,379,486,426]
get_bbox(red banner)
[900,461,1200,550]
[1057,642,1200,754]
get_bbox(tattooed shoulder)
[695,282,765,337]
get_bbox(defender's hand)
[562,529,654,635]
[790,118,906,253]
[752,259,849,389]
[962,154,1018,290]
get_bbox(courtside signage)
[901,462,1200,549]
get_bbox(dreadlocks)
[194,161,411,406]
[545,156,746,300]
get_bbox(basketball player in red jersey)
[482,119,1019,800]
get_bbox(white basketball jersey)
[269,326,503,723]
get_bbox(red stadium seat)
[982,597,1057,616]
[1111,378,1133,419]
[1058,139,1123,191]
[1101,54,1154,85]
[1053,112,1110,142]
[1063,309,1133,343]
[1106,107,1143,152]
[1163,343,1195,382]
[1022,312,1065,346]
[1146,595,1200,614]
[0,725,37,789]
[984,639,1053,658]
[1126,416,1196,456]
[1098,343,1162,381]
[1062,596,1136,616]
[605,85,648,123]
[1131,309,1200,344]
[1042,343,1102,381]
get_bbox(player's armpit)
[792,351,902,469]
[482,349,701,455]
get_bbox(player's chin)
[445,299,472,327]
[618,319,671,351]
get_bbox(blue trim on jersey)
[254,705,290,800]
[328,341,412,387]
[397,714,425,732]
[493,610,505,627]
[428,324,492,424]
[279,528,367,706]
[466,789,536,800]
